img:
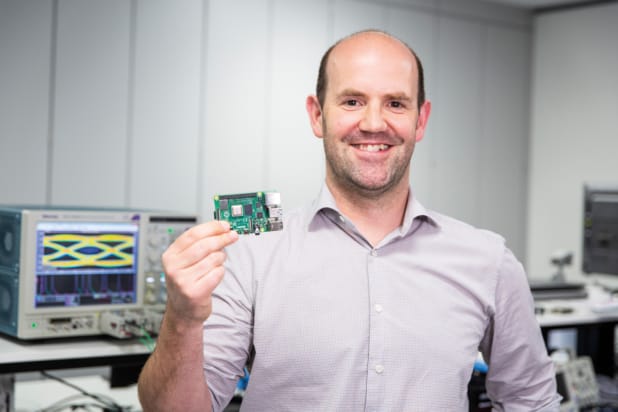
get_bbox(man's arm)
[138,312,210,411]
[137,221,239,412]
[480,247,561,412]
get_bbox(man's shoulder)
[424,208,507,255]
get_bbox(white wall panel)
[0,0,53,204]
[51,0,131,206]
[333,0,387,39]
[267,0,329,210]
[201,0,270,220]
[431,16,483,225]
[376,0,435,9]
[479,26,530,260]
[437,0,530,27]
[0,0,534,256]
[128,0,202,213]
[385,6,437,205]
[526,3,618,280]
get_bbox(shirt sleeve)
[202,242,255,412]
[479,247,562,412]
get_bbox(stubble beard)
[322,130,415,201]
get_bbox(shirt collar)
[306,182,440,236]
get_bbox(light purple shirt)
[203,184,560,411]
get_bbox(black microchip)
[220,199,228,209]
[256,212,263,219]
[244,204,253,216]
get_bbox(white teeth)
[358,144,389,152]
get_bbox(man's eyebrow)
[335,89,413,102]
[384,93,413,102]
[336,88,367,98]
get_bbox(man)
[138,30,560,411]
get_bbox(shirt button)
[374,304,383,313]
[375,364,384,374]
[339,215,345,223]
[370,249,377,256]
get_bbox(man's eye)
[345,99,359,106]
[390,101,403,108]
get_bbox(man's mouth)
[354,144,391,152]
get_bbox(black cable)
[38,371,128,412]
[38,393,115,412]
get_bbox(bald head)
[315,30,425,110]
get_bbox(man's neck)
[327,180,409,247]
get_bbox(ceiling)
[481,0,608,11]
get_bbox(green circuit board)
[213,191,283,235]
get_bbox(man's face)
[308,33,430,198]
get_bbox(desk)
[536,284,618,377]
[1,336,151,411]
[0,335,151,403]
[0,335,151,375]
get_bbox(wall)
[0,0,532,259]
[526,2,618,282]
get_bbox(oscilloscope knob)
[147,250,160,262]
[144,275,157,304]
[149,233,167,248]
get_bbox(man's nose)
[359,103,387,133]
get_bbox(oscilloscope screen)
[34,221,139,308]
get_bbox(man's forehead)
[327,34,416,78]
[326,33,418,95]
[329,31,416,65]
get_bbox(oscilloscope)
[0,206,197,340]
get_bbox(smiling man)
[306,30,430,247]
[138,30,560,412]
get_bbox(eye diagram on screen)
[35,222,139,308]
[41,232,135,269]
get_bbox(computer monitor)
[582,183,618,275]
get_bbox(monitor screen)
[34,221,139,308]
[583,184,618,275]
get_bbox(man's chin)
[348,179,398,198]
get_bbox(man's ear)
[414,100,431,143]
[306,95,324,138]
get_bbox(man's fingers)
[161,221,239,324]
[171,263,226,303]
[178,230,237,269]
[177,250,227,283]
[167,220,233,255]
[196,265,226,297]
[164,223,238,271]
